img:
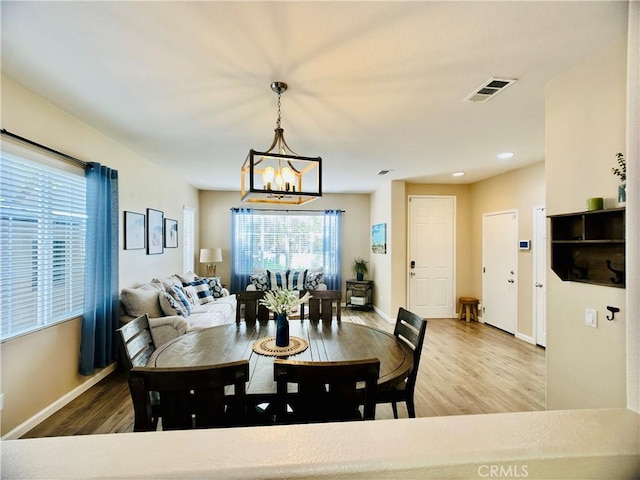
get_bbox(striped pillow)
[267,270,288,290]
[171,285,192,314]
[287,269,307,291]
[189,279,214,304]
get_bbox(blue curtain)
[322,210,342,290]
[230,208,254,293]
[80,163,119,376]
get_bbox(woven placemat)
[252,336,309,357]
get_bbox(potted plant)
[612,152,626,205]
[352,257,369,281]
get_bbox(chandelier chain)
[276,93,282,130]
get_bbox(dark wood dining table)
[147,319,414,401]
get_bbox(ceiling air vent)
[377,169,393,176]
[463,77,517,103]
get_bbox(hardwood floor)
[22,311,545,438]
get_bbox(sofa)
[119,271,236,346]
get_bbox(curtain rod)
[1,128,88,168]
[231,208,345,213]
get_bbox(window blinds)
[182,206,195,274]
[0,153,86,340]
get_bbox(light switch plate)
[585,308,597,328]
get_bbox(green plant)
[352,257,369,276]
[612,152,626,183]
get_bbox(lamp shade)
[200,248,222,263]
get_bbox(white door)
[533,206,547,347]
[408,196,456,318]
[482,211,518,334]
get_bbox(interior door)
[482,211,518,334]
[408,196,456,318]
[533,206,547,347]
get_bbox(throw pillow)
[151,275,182,292]
[189,279,214,304]
[267,269,289,290]
[159,291,188,317]
[287,269,307,291]
[304,271,324,290]
[183,285,200,308]
[206,277,225,298]
[171,285,192,314]
[249,272,270,291]
[176,271,198,284]
[121,287,164,318]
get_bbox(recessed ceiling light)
[452,172,465,177]
[497,152,514,160]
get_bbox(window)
[0,151,86,341]
[183,206,195,274]
[230,209,342,292]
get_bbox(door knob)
[410,272,416,277]
[507,279,515,283]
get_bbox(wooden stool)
[458,297,479,323]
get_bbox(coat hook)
[606,306,620,321]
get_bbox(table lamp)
[200,248,222,277]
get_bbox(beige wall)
[198,190,371,294]
[469,162,546,339]
[545,39,627,409]
[0,76,199,436]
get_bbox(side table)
[346,279,373,310]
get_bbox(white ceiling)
[1,1,628,193]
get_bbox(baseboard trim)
[2,362,117,440]
[515,332,536,345]
[373,306,394,324]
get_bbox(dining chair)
[117,313,156,372]
[376,307,427,418]
[274,358,380,424]
[306,290,342,322]
[236,290,270,323]
[129,360,250,431]
[116,314,162,430]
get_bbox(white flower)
[259,288,312,316]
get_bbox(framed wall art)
[371,223,387,254]
[147,208,164,255]
[164,218,178,248]
[124,211,145,250]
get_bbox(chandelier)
[241,82,322,204]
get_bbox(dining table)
[147,319,414,403]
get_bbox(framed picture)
[371,223,387,254]
[164,218,178,248]
[147,208,164,255]
[124,211,145,250]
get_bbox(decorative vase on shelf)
[275,313,289,347]
[618,184,626,206]
[356,273,364,281]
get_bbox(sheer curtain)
[322,209,342,290]
[230,208,255,293]
[80,163,119,376]
[230,208,342,292]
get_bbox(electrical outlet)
[585,308,597,328]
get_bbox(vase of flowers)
[260,288,312,347]
[612,152,626,206]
